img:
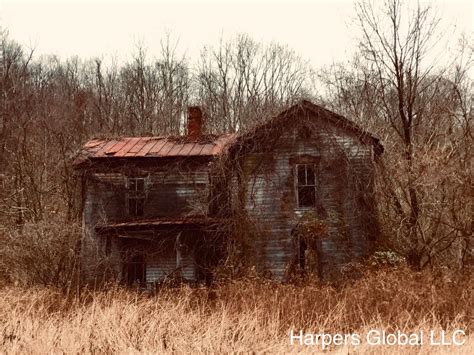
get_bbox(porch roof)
[95,216,226,233]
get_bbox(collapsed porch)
[95,217,226,286]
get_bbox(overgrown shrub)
[0,221,81,288]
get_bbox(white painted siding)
[146,249,196,283]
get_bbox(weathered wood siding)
[80,110,379,284]
[234,116,378,280]
[80,160,210,283]
[146,251,196,282]
[85,163,209,224]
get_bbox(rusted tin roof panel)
[157,141,176,157]
[146,139,168,155]
[76,134,236,164]
[94,140,119,157]
[125,138,149,156]
[188,143,206,156]
[106,140,128,155]
[199,143,215,156]
[114,137,141,156]
[135,138,158,156]
[177,142,197,156]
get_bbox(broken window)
[291,225,321,278]
[296,164,316,208]
[105,235,112,256]
[296,235,307,272]
[127,177,146,216]
[125,254,146,286]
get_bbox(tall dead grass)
[1,267,472,353]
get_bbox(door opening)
[125,254,146,286]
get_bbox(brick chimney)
[187,106,203,138]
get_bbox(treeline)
[0,0,472,286]
[0,31,313,223]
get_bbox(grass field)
[1,267,472,353]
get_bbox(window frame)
[295,164,317,208]
[125,253,146,286]
[126,177,146,217]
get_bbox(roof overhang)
[95,217,227,234]
[73,134,236,168]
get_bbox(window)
[105,235,112,256]
[127,177,145,216]
[296,235,307,272]
[296,164,316,208]
[125,254,146,286]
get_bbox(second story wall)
[83,158,212,228]
[229,115,379,280]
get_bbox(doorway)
[125,254,146,286]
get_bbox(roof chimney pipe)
[187,106,203,138]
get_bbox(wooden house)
[74,101,383,285]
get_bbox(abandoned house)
[74,100,383,285]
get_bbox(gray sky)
[1,0,472,69]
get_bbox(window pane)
[298,237,307,271]
[129,198,137,215]
[129,179,137,191]
[298,186,316,207]
[105,236,112,256]
[297,165,306,185]
[136,179,145,191]
[306,165,315,185]
[128,198,145,216]
[127,255,146,285]
[136,198,144,216]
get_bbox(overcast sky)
[1,0,472,69]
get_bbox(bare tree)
[196,34,314,133]
[120,36,189,135]
[320,0,473,269]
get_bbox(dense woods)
[0,0,472,287]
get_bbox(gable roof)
[74,100,383,167]
[73,134,236,166]
[233,100,384,155]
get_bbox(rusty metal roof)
[74,101,383,166]
[75,134,236,165]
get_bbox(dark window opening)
[105,235,112,256]
[127,177,146,216]
[296,164,316,208]
[298,186,316,207]
[291,228,321,278]
[297,237,307,272]
[128,198,144,216]
[125,254,146,286]
[291,228,309,276]
[129,178,144,191]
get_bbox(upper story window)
[296,164,316,208]
[127,177,146,216]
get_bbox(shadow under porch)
[96,218,226,287]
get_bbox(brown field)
[1,267,472,354]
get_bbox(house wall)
[120,236,198,284]
[80,159,210,283]
[79,115,379,284]
[146,249,196,282]
[233,117,379,280]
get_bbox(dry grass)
[1,267,472,354]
